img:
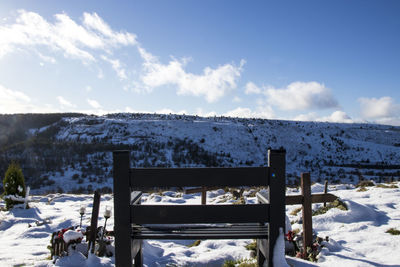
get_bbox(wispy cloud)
[1,10,245,103]
[57,96,76,108]
[37,51,56,64]
[0,10,136,62]
[87,98,102,109]
[100,55,127,80]
[0,84,31,113]
[0,84,56,113]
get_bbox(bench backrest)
[130,167,270,188]
[113,149,286,266]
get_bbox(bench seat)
[132,223,269,239]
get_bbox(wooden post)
[267,149,286,267]
[301,173,312,255]
[88,191,101,254]
[323,180,328,207]
[113,151,133,267]
[201,187,207,205]
[185,186,221,205]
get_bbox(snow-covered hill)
[1,113,400,194]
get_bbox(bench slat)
[136,224,267,233]
[130,167,270,188]
[132,224,269,239]
[131,204,270,224]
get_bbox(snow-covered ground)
[1,183,400,266]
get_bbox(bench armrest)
[256,191,269,204]
[131,191,142,205]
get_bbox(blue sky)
[0,0,399,125]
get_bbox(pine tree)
[3,163,26,210]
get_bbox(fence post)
[201,186,207,205]
[301,173,312,256]
[323,180,328,207]
[113,151,133,267]
[267,149,286,266]
[88,191,101,254]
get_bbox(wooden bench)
[113,149,286,267]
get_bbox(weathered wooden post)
[257,149,286,267]
[201,187,207,205]
[269,149,286,267]
[185,186,221,205]
[113,151,134,267]
[301,173,312,255]
[286,173,337,257]
[88,190,101,254]
[323,180,328,207]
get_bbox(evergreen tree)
[3,163,26,210]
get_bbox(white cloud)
[37,51,56,64]
[101,55,127,80]
[223,106,275,119]
[358,96,399,119]
[358,96,400,126]
[0,84,31,113]
[244,81,338,111]
[87,98,102,109]
[323,110,353,123]
[372,117,400,126]
[292,112,318,122]
[265,81,338,111]
[245,82,262,95]
[82,12,136,46]
[123,107,188,116]
[294,110,353,123]
[155,108,188,115]
[0,10,136,62]
[57,96,76,108]
[138,46,245,102]
[0,84,57,113]
[1,10,246,101]
[195,108,217,117]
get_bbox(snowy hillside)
[1,183,400,266]
[1,113,400,194]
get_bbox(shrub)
[187,240,201,247]
[386,228,400,235]
[223,259,257,267]
[312,199,348,216]
[2,163,26,210]
[290,207,302,216]
[357,187,368,192]
[245,239,257,257]
[376,184,399,189]
[356,180,375,188]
